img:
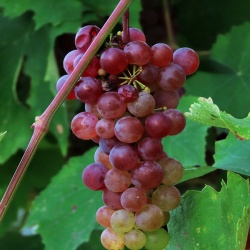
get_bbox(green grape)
[101,227,124,250]
[124,229,146,250]
[110,209,135,233]
[144,228,170,250]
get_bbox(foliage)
[0,0,249,250]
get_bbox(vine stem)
[0,0,133,221]
[162,0,178,50]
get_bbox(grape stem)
[162,0,178,50]
[122,9,130,43]
[0,0,133,222]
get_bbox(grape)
[150,43,173,67]
[137,137,163,161]
[123,41,152,66]
[163,108,186,135]
[100,47,128,75]
[109,143,140,171]
[99,136,120,154]
[104,168,131,192]
[152,185,181,212]
[135,204,164,231]
[74,77,103,104]
[103,189,123,210]
[158,157,184,185]
[157,63,186,91]
[162,211,170,226]
[122,27,146,42]
[144,228,170,250]
[71,112,98,140]
[120,187,147,212]
[95,118,115,139]
[110,209,135,233]
[97,92,127,119]
[124,229,147,250]
[153,89,179,109]
[145,112,173,138]
[127,91,155,117]
[56,75,76,100]
[173,47,199,75]
[94,147,113,169]
[100,227,124,250]
[96,206,115,228]
[131,161,164,190]
[85,102,102,118]
[63,49,82,74]
[82,163,108,191]
[114,116,144,143]
[136,64,159,93]
[75,25,100,52]
[117,84,139,102]
[73,54,100,77]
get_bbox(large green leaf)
[185,22,250,118]
[0,0,82,30]
[185,97,250,140]
[163,96,209,167]
[174,0,250,49]
[0,13,69,163]
[23,147,103,250]
[0,142,64,236]
[166,171,250,250]
[213,133,250,176]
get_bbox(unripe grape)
[100,227,124,250]
[124,229,147,249]
[144,228,170,250]
[110,209,135,233]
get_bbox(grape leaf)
[23,147,103,250]
[179,166,215,184]
[166,171,250,250]
[185,97,250,140]
[174,0,250,49]
[0,143,64,236]
[0,132,7,142]
[213,133,250,176]
[185,22,250,118]
[0,0,82,30]
[163,96,209,167]
[0,13,69,163]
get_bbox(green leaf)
[0,143,64,236]
[185,22,250,118]
[0,13,69,162]
[163,96,209,167]
[1,0,83,30]
[166,171,250,250]
[23,147,103,250]
[213,133,250,176]
[179,166,215,184]
[185,97,250,140]
[0,132,7,142]
[174,0,250,49]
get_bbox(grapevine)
[59,11,199,250]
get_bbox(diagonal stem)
[0,0,133,222]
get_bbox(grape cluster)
[57,25,199,250]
